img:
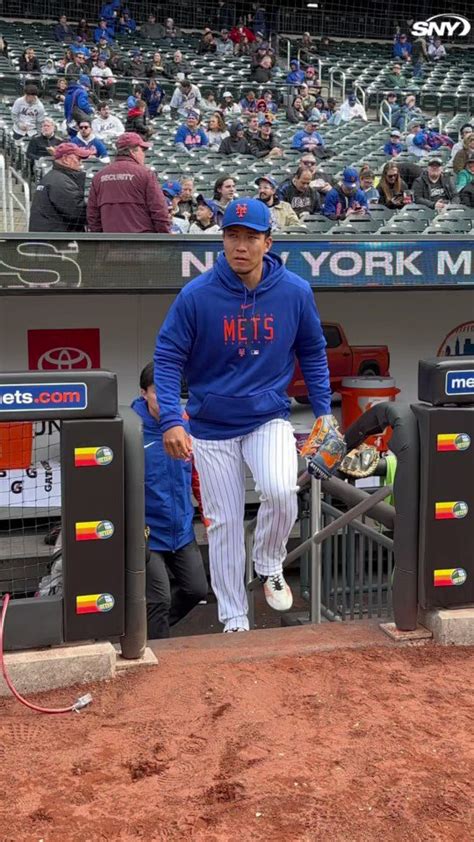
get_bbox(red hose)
[0,593,92,714]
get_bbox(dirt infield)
[0,639,473,842]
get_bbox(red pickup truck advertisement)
[289,322,390,401]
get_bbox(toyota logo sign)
[37,347,93,370]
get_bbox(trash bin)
[0,422,34,469]
[339,377,400,452]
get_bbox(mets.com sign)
[0,238,473,291]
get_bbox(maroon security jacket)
[87,156,170,233]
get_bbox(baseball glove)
[300,415,347,480]
[340,444,380,478]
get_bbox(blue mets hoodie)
[131,397,195,552]
[154,252,331,440]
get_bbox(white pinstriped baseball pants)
[191,419,299,631]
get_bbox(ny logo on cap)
[236,204,248,218]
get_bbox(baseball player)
[154,198,343,633]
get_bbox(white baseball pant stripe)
[192,419,299,631]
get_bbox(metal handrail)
[379,99,392,127]
[6,164,30,232]
[0,154,7,231]
[329,67,346,99]
[353,81,366,109]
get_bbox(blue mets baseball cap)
[255,175,278,189]
[196,194,219,216]
[221,198,271,232]
[162,180,182,198]
[342,166,359,186]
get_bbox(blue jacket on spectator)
[143,85,165,118]
[116,15,137,34]
[393,40,412,59]
[99,0,120,23]
[71,134,109,159]
[323,186,368,219]
[54,22,73,42]
[131,397,196,553]
[174,125,208,149]
[70,42,91,58]
[383,141,403,155]
[94,24,115,43]
[291,128,324,150]
[64,82,94,125]
[286,60,306,85]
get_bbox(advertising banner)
[0,237,473,291]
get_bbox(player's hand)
[163,425,193,460]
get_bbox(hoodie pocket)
[194,391,289,426]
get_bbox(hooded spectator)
[72,119,110,160]
[92,103,125,140]
[126,99,152,139]
[54,14,74,42]
[11,84,45,139]
[216,29,234,56]
[323,167,368,220]
[453,134,474,174]
[206,112,229,150]
[413,157,457,210]
[26,117,62,161]
[339,92,367,123]
[64,76,94,137]
[256,175,302,231]
[87,132,170,233]
[286,60,305,86]
[455,152,474,192]
[218,122,251,155]
[383,129,404,156]
[377,162,408,208]
[143,79,166,118]
[248,121,283,158]
[29,142,92,231]
[220,92,242,117]
[451,124,473,162]
[174,112,208,152]
[279,166,321,217]
[291,119,325,152]
[41,59,57,77]
[19,47,41,74]
[286,95,308,124]
[140,14,165,40]
[189,195,221,234]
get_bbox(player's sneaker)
[223,627,247,633]
[260,572,293,611]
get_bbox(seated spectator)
[90,54,116,98]
[250,55,273,84]
[11,84,45,139]
[19,47,41,75]
[65,50,89,79]
[213,175,237,221]
[174,111,208,153]
[220,92,242,117]
[394,95,424,131]
[262,89,278,114]
[127,86,145,110]
[256,99,269,122]
[147,51,166,78]
[385,92,401,127]
[96,38,113,61]
[0,35,8,57]
[125,99,152,139]
[140,14,164,40]
[189,195,221,234]
[459,181,474,208]
[217,29,234,56]
[413,157,457,210]
[77,18,92,41]
[94,19,115,44]
[295,153,333,196]
[312,97,330,121]
[64,75,94,137]
[406,119,426,157]
[359,167,379,202]
[386,63,407,90]
[384,129,404,156]
[339,92,367,123]
[170,80,202,118]
[286,60,305,86]
[41,59,57,77]
[245,115,260,143]
[71,38,91,59]
[453,134,474,174]
[451,124,473,161]
[298,84,316,113]
[230,22,255,45]
[206,112,229,150]
[286,95,308,124]
[455,152,474,191]
[128,49,146,77]
[299,32,315,63]
[198,28,217,55]
[377,162,408,208]
[199,91,218,114]
[99,0,120,25]
[54,15,74,42]
[162,182,190,232]
[248,120,283,158]
[143,79,165,118]
[26,118,62,161]
[163,18,181,39]
[323,167,368,220]
[326,97,339,124]
[240,90,257,114]
[218,122,251,155]
[428,38,446,61]
[393,34,412,61]
[29,142,92,232]
[318,36,332,55]
[72,119,110,159]
[177,177,197,219]
[279,167,321,217]
[291,119,325,152]
[116,11,137,36]
[92,102,125,140]
[52,77,68,105]
[256,175,302,231]
[164,50,191,80]
[251,43,269,69]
